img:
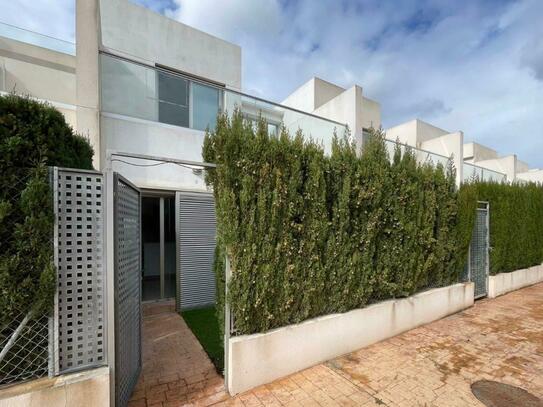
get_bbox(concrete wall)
[517,169,543,183]
[99,0,241,89]
[282,77,345,113]
[227,282,474,395]
[421,132,463,185]
[488,265,543,299]
[102,113,208,191]
[474,155,516,182]
[0,36,76,128]
[386,119,449,148]
[0,36,75,105]
[463,142,499,163]
[0,367,109,407]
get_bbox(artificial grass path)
[181,306,224,374]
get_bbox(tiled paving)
[128,301,227,407]
[130,283,543,406]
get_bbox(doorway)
[141,194,176,301]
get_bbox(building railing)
[100,53,348,151]
[0,21,75,55]
[384,138,452,169]
[463,162,506,183]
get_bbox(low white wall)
[488,264,543,298]
[227,282,474,395]
[0,367,109,407]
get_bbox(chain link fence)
[0,168,53,387]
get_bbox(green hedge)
[0,94,93,325]
[468,182,543,275]
[203,111,467,335]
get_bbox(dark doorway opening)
[141,195,176,301]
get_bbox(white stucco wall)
[0,37,75,105]
[227,282,474,395]
[488,265,543,298]
[281,77,345,113]
[102,114,209,191]
[99,0,241,89]
[473,155,517,181]
[0,36,76,129]
[463,142,499,163]
[421,132,463,185]
[385,120,418,145]
[517,169,543,183]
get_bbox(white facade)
[282,77,381,150]
[385,119,464,185]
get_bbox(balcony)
[463,162,506,183]
[0,22,75,55]
[100,53,347,151]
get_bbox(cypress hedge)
[467,182,543,275]
[203,111,467,335]
[0,94,94,326]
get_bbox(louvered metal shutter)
[176,192,217,310]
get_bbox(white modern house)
[385,119,543,184]
[0,0,542,404]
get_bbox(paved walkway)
[130,283,543,406]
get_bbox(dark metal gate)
[114,173,142,407]
[468,202,489,299]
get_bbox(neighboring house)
[1,0,540,312]
[386,119,543,184]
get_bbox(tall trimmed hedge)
[203,111,466,335]
[468,182,543,275]
[0,94,94,325]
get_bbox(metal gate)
[53,168,106,374]
[468,202,490,299]
[114,174,142,407]
[176,192,217,310]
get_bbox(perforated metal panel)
[54,168,106,374]
[114,174,142,407]
[469,203,489,299]
[176,192,217,310]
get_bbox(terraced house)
[1,0,542,406]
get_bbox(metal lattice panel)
[55,168,105,373]
[469,205,489,298]
[114,175,141,407]
[176,193,217,310]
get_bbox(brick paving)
[130,283,543,406]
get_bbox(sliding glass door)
[141,195,176,301]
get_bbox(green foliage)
[469,182,543,275]
[0,94,94,324]
[203,110,465,335]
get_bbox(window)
[192,83,220,131]
[157,71,189,127]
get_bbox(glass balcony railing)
[384,139,452,169]
[100,53,347,151]
[0,22,75,55]
[463,162,506,183]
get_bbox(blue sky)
[3,0,543,167]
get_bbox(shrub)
[0,94,94,325]
[468,182,543,275]
[203,110,464,335]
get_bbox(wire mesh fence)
[0,167,54,387]
[0,310,50,386]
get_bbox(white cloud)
[169,0,543,168]
[3,0,543,167]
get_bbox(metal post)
[105,169,116,407]
[160,197,165,299]
[51,166,59,376]
[224,254,231,393]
